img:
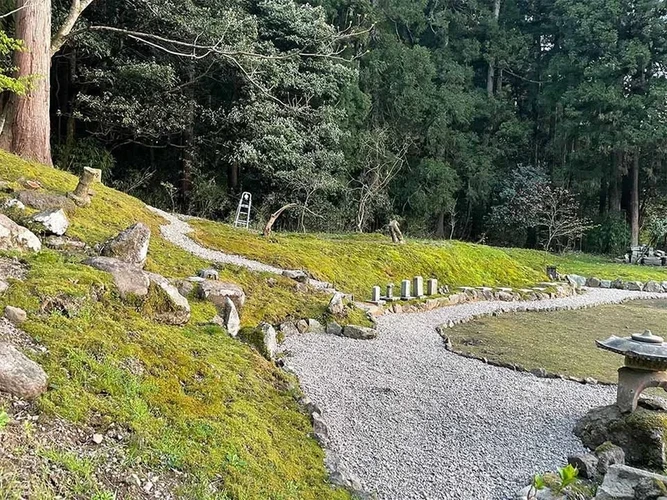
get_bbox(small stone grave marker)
[400,280,411,300]
[413,276,424,298]
[427,278,438,296]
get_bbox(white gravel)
[146,206,336,290]
[148,206,663,498]
[283,289,666,500]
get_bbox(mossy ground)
[190,220,667,301]
[0,151,349,499]
[446,299,667,383]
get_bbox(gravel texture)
[146,207,335,290]
[282,289,665,500]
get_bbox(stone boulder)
[45,236,87,252]
[328,292,346,316]
[4,306,26,325]
[306,318,325,334]
[145,272,190,325]
[612,279,625,290]
[32,208,69,236]
[342,325,377,340]
[624,281,643,292]
[575,404,667,470]
[196,280,246,311]
[282,269,309,283]
[2,198,25,211]
[596,442,625,476]
[600,280,612,289]
[259,322,277,360]
[175,276,204,297]
[0,342,47,399]
[594,464,667,500]
[279,321,300,338]
[644,281,663,293]
[565,274,586,288]
[16,191,75,212]
[586,277,602,288]
[101,223,150,268]
[326,322,342,336]
[567,453,599,480]
[0,214,41,252]
[215,296,240,337]
[84,256,150,299]
[197,268,219,280]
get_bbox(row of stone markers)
[370,276,441,304]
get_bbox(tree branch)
[51,0,96,56]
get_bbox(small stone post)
[371,286,382,304]
[400,280,411,300]
[386,283,394,301]
[427,278,438,296]
[69,167,102,207]
[413,276,424,298]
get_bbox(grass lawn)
[446,299,667,384]
[190,221,667,302]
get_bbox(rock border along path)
[282,288,666,500]
[148,208,665,499]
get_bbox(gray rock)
[175,276,205,297]
[328,292,346,316]
[145,272,190,325]
[307,318,325,334]
[2,198,24,210]
[342,325,377,340]
[217,296,240,337]
[196,280,246,311]
[566,274,586,288]
[595,442,625,475]
[594,464,667,500]
[600,280,612,289]
[612,279,625,289]
[296,319,308,334]
[586,277,602,287]
[4,306,26,325]
[515,485,564,500]
[101,223,151,268]
[497,291,515,302]
[0,342,47,399]
[644,281,663,293]
[16,191,75,212]
[32,208,69,236]
[661,281,667,293]
[258,322,277,360]
[84,256,150,299]
[45,235,87,251]
[568,452,599,479]
[0,280,8,294]
[575,404,666,470]
[624,281,643,292]
[282,269,309,283]
[280,321,300,338]
[197,268,219,280]
[326,322,342,336]
[312,411,329,446]
[0,214,41,252]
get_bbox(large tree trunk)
[608,151,623,213]
[630,150,640,247]
[435,211,445,239]
[0,0,53,165]
[486,0,501,97]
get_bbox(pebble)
[92,433,104,444]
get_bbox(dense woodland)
[2,0,667,253]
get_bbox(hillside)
[1,150,666,499]
[0,151,348,499]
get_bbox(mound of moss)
[0,151,349,499]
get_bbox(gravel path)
[147,206,335,290]
[283,288,666,500]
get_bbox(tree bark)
[435,211,445,238]
[0,0,53,165]
[630,150,640,247]
[181,63,195,212]
[608,151,623,213]
[263,203,297,237]
[486,0,501,97]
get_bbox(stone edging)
[432,294,667,386]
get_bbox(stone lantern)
[597,330,667,413]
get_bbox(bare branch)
[51,0,96,56]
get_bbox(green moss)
[0,250,348,499]
[446,300,667,383]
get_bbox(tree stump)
[68,167,102,206]
[388,219,405,244]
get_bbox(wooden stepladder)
[234,192,252,228]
